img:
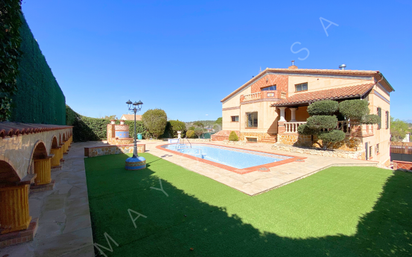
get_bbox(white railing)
[243,92,261,101]
[284,120,353,134]
[285,122,306,133]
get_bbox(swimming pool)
[159,143,301,174]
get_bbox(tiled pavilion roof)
[271,83,374,107]
[0,122,72,138]
[120,114,142,121]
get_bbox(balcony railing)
[284,122,306,133]
[241,90,280,102]
[283,120,354,134]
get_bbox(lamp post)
[125,100,146,170]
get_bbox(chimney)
[288,60,298,69]
[339,64,346,70]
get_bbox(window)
[261,85,277,91]
[385,111,389,129]
[295,83,308,92]
[247,112,258,128]
[377,107,382,129]
[376,144,379,155]
[231,116,239,122]
[369,146,373,158]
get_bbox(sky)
[21,0,412,122]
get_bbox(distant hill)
[185,120,217,129]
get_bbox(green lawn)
[85,153,412,257]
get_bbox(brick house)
[212,64,394,166]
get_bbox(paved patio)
[147,140,378,195]
[0,139,379,256]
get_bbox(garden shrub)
[307,100,339,116]
[318,130,346,145]
[229,131,239,141]
[194,127,204,138]
[339,99,369,121]
[306,116,338,130]
[361,114,380,124]
[186,130,195,138]
[142,109,168,139]
[166,120,186,138]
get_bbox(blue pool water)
[162,144,292,169]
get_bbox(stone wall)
[272,144,364,160]
[239,132,276,143]
[277,134,362,151]
[84,144,146,158]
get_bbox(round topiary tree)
[228,131,239,141]
[298,100,345,149]
[142,109,167,139]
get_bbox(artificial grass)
[85,153,412,257]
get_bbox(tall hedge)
[0,0,23,121]
[67,105,148,142]
[8,14,66,124]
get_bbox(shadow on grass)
[85,154,412,257]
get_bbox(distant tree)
[169,120,186,138]
[188,126,195,131]
[194,127,204,138]
[390,117,409,141]
[193,121,204,128]
[186,130,195,138]
[298,100,345,149]
[142,109,167,139]
[215,117,222,126]
[229,131,238,141]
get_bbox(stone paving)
[0,142,103,257]
[146,140,379,195]
[0,139,379,256]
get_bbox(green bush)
[307,100,339,116]
[0,0,22,121]
[339,99,369,121]
[169,120,186,138]
[362,114,380,124]
[194,127,204,138]
[124,120,146,138]
[306,115,338,130]
[229,131,239,141]
[186,130,195,138]
[142,109,167,139]
[297,123,320,135]
[318,130,346,146]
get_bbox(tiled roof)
[121,114,142,121]
[221,68,394,103]
[0,122,72,138]
[271,83,374,107]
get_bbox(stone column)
[50,147,61,167]
[34,157,52,185]
[0,184,31,234]
[290,108,297,122]
[278,107,287,122]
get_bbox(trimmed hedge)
[0,0,22,121]
[307,100,339,116]
[9,14,66,124]
[66,105,147,142]
[339,99,369,121]
[306,116,338,130]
